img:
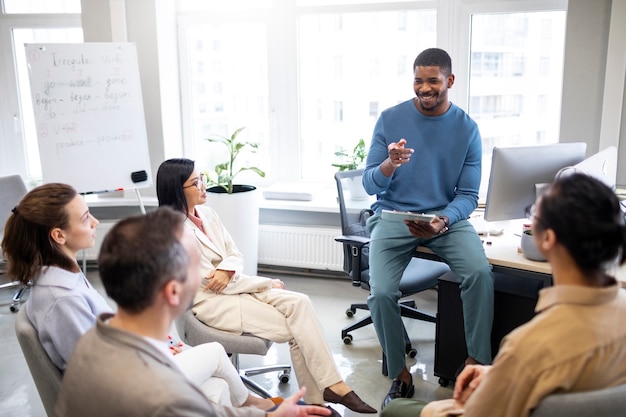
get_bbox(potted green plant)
[203,126,265,275]
[332,138,367,172]
[204,126,265,194]
[332,138,369,200]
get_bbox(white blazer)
[189,205,273,333]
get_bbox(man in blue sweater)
[362,48,494,409]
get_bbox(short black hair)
[413,48,452,76]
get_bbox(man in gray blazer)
[55,207,333,417]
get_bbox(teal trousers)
[366,216,494,379]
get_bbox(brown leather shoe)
[323,388,377,414]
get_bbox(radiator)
[258,225,344,272]
[82,222,345,272]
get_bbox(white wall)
[560,0,626,186]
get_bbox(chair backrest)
[14,307,63,417]
[175,309,271,355]
[334,169,371,236]
[0,174,28,234]
[0,174,28,264]
[531,383,626,417]
[334,169,373,275]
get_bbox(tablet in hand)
[381,209,436,223]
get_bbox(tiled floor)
[0,268,453,417]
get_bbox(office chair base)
[342,299,434,376]
[240,364,291,398]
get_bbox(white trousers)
[173,342,249,406]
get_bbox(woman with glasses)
[1,183,279,411]
[382,172,626,417]
[156,158,376,413]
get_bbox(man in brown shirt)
[382,173,626,417]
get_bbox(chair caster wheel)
[438,377,450,387]
[278,372,290,384]
[407,348,417,358]
[342,334,353,344]
[345,308,355,318]
[10,305,19,313]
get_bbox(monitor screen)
[555,146,617,189]
[484,142,587,221]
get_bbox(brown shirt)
[422,281,626,417]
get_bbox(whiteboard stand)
[135,188,146,215]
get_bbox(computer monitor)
[555,146,617,189]
[484,142,587,221]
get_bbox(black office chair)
[0,174,29,312]
[334,169,450,374]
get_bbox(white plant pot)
[348,176,369,201]
[205,185,260,276]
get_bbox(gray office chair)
[334,169,450,374]
[0,174,29,312]
[175,309,291,398]
[15,307,63,417]
[531,383,626,417]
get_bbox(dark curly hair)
[534,173,626,274]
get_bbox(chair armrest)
[335,235,370,286]
[334,234,370,248]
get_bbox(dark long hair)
[156,158,195,215]
[1,183,79,284]
[535,173,626,274]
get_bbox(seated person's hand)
[169,345,183,355]
[168,334,184,355]
[406,216,446,238]
[453,365,491,406]
[269,387,332,417]
[272,279,286,290]
[203,269,233,293]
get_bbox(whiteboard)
[25,43,152,194]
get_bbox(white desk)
[477,229,626,286]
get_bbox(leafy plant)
[332,138,367,172]
[204,126,265,194]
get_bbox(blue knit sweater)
[363,99,482,225]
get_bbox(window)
[178,20,270,184]
[297,7,436,181]
[333,101,343,122]
[468,11,566,196]
[178,3,436,184]
[178,3,565,187]
[369,101,379,119]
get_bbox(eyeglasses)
[183,174,208,191]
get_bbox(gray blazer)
[55,313,265,417]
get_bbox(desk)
[428,226,626,387]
